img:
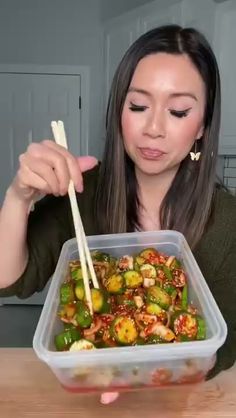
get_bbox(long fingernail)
[100,392,119,405]
[60,189,67,196]
[76,184,83,193]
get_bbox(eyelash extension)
[129,103,148,112]
[170,108,191,118]
[128,103,191,116]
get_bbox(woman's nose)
[144,111,166,139]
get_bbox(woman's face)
[121,53,206,176]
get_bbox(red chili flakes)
[174,314,197,338]
[148,254,160,265]
[173,270,186,287]
[158,254,166,264]
[152,368,173,385]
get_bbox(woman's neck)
[135,166,178,231]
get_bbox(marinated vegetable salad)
[54,247,206,352]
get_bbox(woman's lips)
[138,147,166,160]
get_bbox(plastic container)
[33,231,227,393]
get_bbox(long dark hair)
[95,24,221,249]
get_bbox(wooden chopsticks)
[51,120,99,315]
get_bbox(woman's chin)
[135,160,166,176]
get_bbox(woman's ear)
[196,124,204,140]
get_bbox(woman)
[0,25,235,405]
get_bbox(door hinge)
[79,96,82,109]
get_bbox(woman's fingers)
[75,156,98,192]
[15,164,49,199]
[100,392,120,405]
[28,142,71,195]
[13,139,98,203]
[77,156,98,173]
[42,140,81,191]
[43,140,98,192]
[19,154,60,195]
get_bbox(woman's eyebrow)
[127,87,152,97]
[170,92,198,101]
[127,87,197,101]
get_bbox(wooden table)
[0,348,235,418]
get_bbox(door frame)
[0,64,90,155]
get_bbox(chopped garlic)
[143,278,155,288]
[165,255,175,267]
[134,295,144,308]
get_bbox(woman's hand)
[100,392,120,405]
[9,140,98,204]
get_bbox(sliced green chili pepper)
[155,264,164,270]
[196,316,206,340]
[178,335,193,342]
[170,258,182,269]
[162,265,173,281]
[108,257,118,276]
[181,284,188,310]
[163,283,176,295]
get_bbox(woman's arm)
[0,187,30,288]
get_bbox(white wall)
[100,0,154,21]
[181,0,216,45]
[0,0,104,157]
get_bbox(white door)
[0,72,81,205]
[0,71,81,305]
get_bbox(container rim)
[33,331,226,368]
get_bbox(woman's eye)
[129,103,148,112]
[170,108,191,118]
